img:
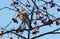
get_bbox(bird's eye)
[22,9,24,11]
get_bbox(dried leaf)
[26,4,30,7]
[36,9,41,14]
[45,14,49,17]
[50,3,55,8]
[0,34,3,38]
[32,27,39,35]
[10,37,12,39]
[57,8,60,12]
[34,27,39,31]
[33,21,37,24]
[18,28,24,32]
[32,30,39,35]
[32,31,37,34]
[11,1,18,6]
[43,7,47,10]
[38,16,44,20]
[48,20,53,26]
[41,20,47,25]
[16,30,19,33]
[56,21,59,25]
[12,18,18,23]
[16,8,19,12]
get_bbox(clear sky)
[0,0,60,39]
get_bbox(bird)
[18,8,33,29]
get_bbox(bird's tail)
[25,19,33,30]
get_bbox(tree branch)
[31,27,60,39]
[0,29,26,39]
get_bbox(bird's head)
[19,8,26,14]
[20,8,24,12]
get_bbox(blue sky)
[0,0,60,39]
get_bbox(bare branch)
[31,27,60,39]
